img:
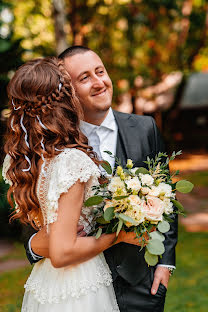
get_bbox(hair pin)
[12,98,21,111]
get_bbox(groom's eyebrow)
[77,66,104,80]
[77,71,88,79]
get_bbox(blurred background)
[0,0,208,311]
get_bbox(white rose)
[158,183,173,198]
[148,185,160,197]
[126,177,141,192]
[108,177,125,193]
[162,198,174,214]
[139,173,154,186]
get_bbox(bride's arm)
[49,180,117,268]
[30,224,86,259]
[32,180,146,268]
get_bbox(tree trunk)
[52,0,68,55]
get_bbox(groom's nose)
[92,75,105,89]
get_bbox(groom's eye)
[80,75,88,82]
[97,70,104,75]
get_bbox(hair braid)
[5,56,98,229]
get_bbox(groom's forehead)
[64,51,105,78]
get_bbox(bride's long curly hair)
[4,57,97,228]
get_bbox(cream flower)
[140,187,150,195]
[128,195,141,206]
[143,195,164,222]
[158,183,174,198]
[130,167,139,175]
[126,177,141,192]
[124,204,145,226]
[148,185,160,197]
[103,200,114,211]
[108,177,125,193]
[162,198,174,214]
[139,173,154,186]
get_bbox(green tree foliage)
[2,0,208,103]
[0,1,24,111]
[64,0,208,94]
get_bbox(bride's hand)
[116,226,156,246]
[116,230,149,246]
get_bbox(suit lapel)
[113,110,147,168]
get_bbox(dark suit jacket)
[23,111,178,286]
[103,111,178,286]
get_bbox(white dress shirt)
[80,108,118,173]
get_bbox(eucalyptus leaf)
[101,161,112,174]
[176,180,194,193]
[146,239,165,255]
[116,219,123,236]
[104,150,113,155]
[118,213,137,225]
[96,216,110,224]
[95,227,102,239]
[84,196,104,207]
[150,231,165,242]
[171,199,185,212]
[113,195,129,200]
[157,221,170,233]
[163,215,174,223]
[135,167,150,175]
[144,250,159,266]
[104,206,115,221]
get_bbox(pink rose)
[143,196,164,222]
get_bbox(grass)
[0,227,208,312]
[181,171,208,188]
[0,242,31,312]
[0,243,27,262]
[0,266,31,312]
[165,227,208,312]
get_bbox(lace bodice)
[2,149,100,234]
[2,154,12,185]
[36,148,100,233]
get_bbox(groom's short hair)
[58,46,92,60]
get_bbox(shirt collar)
[80,108,116,136]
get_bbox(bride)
[3,57,143,311]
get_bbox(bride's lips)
[91,89,107,97]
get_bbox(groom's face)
[63,51,113,118]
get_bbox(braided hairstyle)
[4,57,97,228]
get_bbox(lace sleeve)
[46,148,100,225]
[2,154,12,186]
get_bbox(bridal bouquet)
[84,151,193,266]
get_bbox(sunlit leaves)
[176,180,194,193]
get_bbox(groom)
[23,46,178,312]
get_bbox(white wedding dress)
[3,149,119,312]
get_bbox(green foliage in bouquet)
[84,151,194,266]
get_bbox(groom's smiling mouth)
[91,89,107,97]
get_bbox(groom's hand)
[151,266,170,295]
[77,225,86,237]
